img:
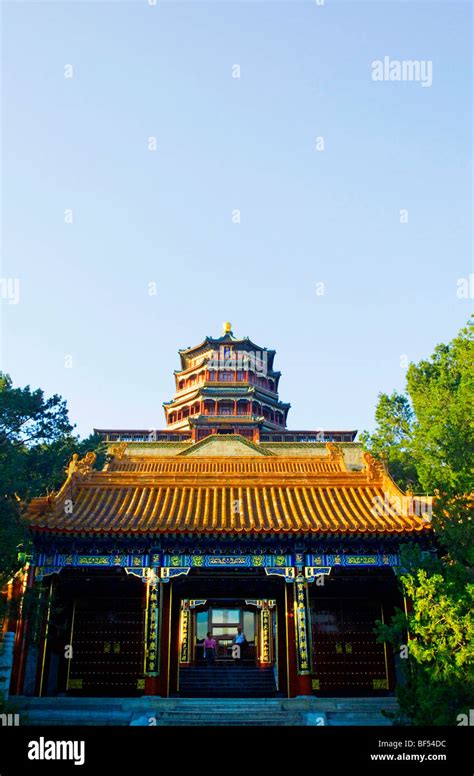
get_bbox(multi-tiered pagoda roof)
[95,324,357,444]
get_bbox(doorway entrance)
[170,571,286,697]
[194,604,257,664]
[178,599,277,697]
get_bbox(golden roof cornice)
[26,443,431,535]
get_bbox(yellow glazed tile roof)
[25,448,430,535]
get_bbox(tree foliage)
[359,392,419,490]
[363,319,474,725]
[0,373,105,600]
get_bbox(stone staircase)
[8,695,397,726]
[178,666,277,697]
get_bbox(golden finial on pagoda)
[223,321,232,334]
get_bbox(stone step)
[179,666,276,697]
[13,696,397,709]
[180,668,273,672]
[180,678,275,682]
[180,677,275,682]
[179,667,275,672]
[326,712,393,726]
[179,688,275,691]
[139,719,307,727]
[22,709,389,727]
[10,696,397,726]
[21,708,315,727]
[179,680,275,684]
[180,680,275,684]
[21,711,132,726]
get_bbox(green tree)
[363,319,474,725]
[0,373,105,600]
[359,392,419,490]
[407,323,473,496]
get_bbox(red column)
[285,583,297,697]
[11,564,35,695]
[295,673,312,695]
[3,577,19,694]
[158,582,172,697]
[168,591,180,696]
[35,576,55,696]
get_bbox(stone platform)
[8,696,398,726]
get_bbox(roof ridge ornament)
[108,441,128,460]
[325,442,342,459]
[325,442,347,471]
[363,452,385,483]
[65,451,97,478]
[55,451,97,502]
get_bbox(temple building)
[6,325,431,700]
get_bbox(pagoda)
[95,324,357,444]
[163,322,290,442]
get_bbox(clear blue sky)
[2,0,472,438]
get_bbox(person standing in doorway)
[203,632,217,666]
[232,627,247,665]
